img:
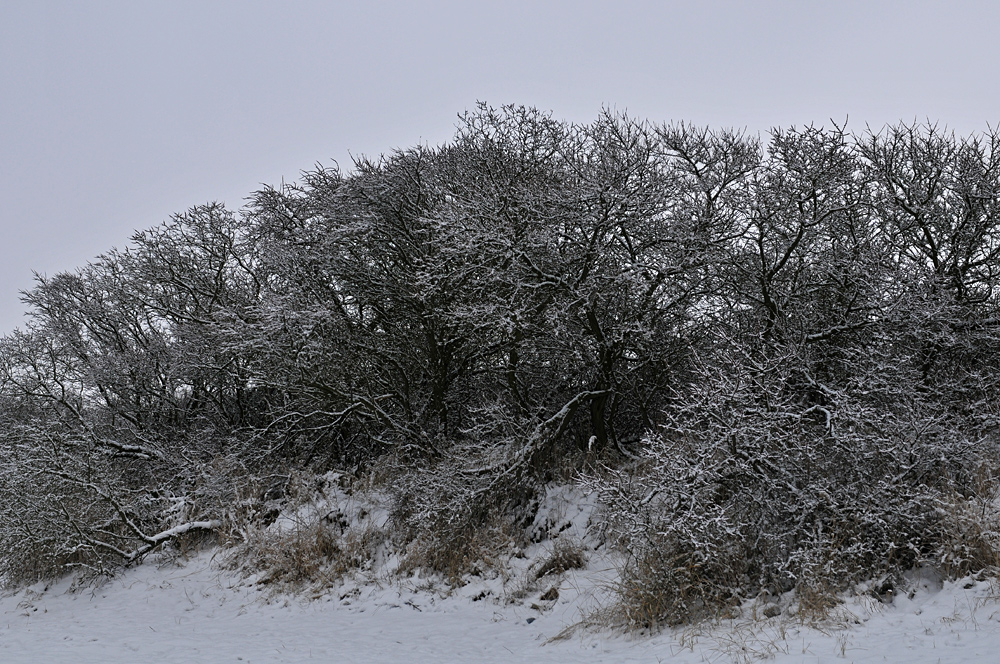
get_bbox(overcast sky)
[2,0,999,332]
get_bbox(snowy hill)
[3,547,1000,663]
[4,482,1000,664]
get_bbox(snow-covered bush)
[588,345,1000,627]
[389,452,533,583]
[222,471,388,591]
[2,106,1000,611]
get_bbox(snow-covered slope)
[4,482,1000,663]
[3,546,1000,663]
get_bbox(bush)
[587,352,1000,627]
[390,455,534,583]
[222,471,387,591]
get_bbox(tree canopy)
[2,106,999,620]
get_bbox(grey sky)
[2,0,998,332]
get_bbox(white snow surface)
[4,485,1000,663]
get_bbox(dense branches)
[1,107,999,596]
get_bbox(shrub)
[587,353,1000,627]
[222,470,386,591]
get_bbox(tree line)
[1,105,998,610]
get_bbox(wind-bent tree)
[2,108,999,601]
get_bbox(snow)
[3,549,1000,663]
[3,483,1000,663]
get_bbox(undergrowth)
[221,470,387,593]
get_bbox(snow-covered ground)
[3,550,1000,663]
[4,481,1000,663]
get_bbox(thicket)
[1,105,999,625]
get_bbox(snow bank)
[4,543,1000,662]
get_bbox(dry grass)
[387,456,539,586]
[505,537,588,604]
[397,518,521,585]
[220,469,386,593]
[935,472,1000,578]
[610,537,746,629]
[792,581,843,623]
[234,518,384,591]
[532,537,587,580]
